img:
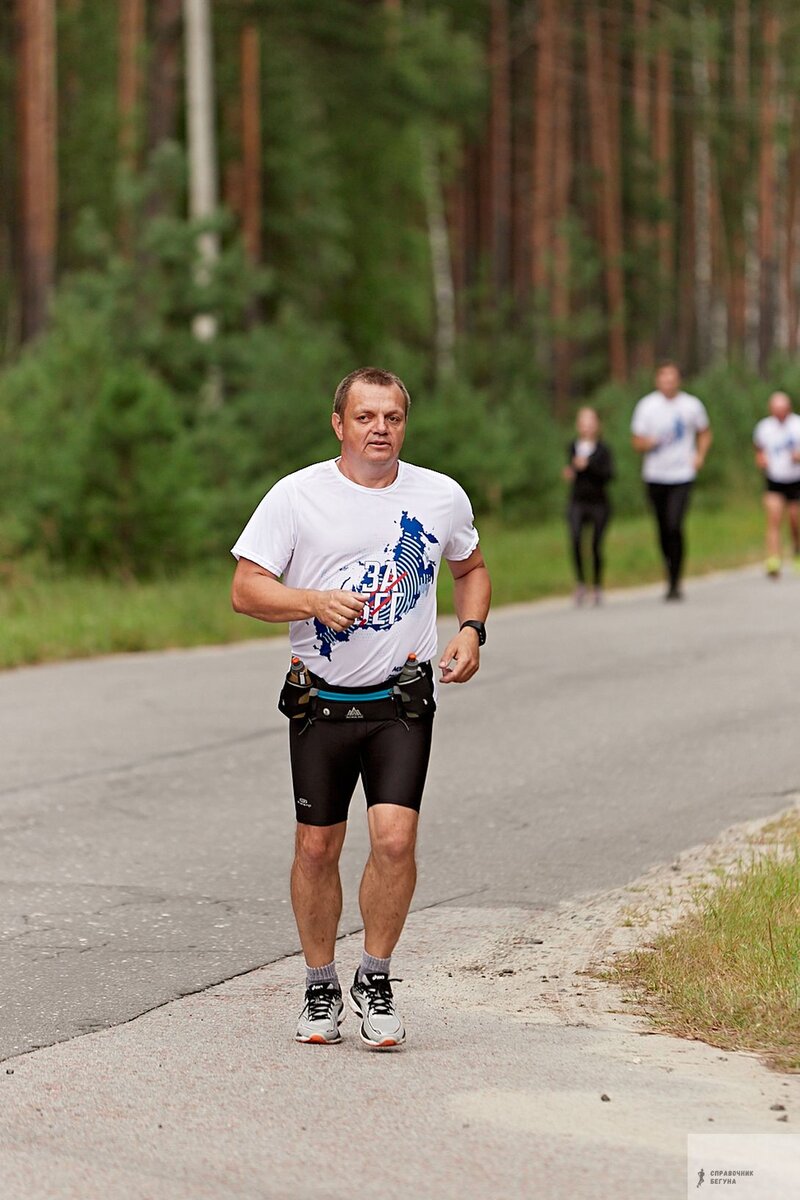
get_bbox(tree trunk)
[677,117,696,368]
[240,19,262,267]
[727,0,749,354]
[757,11,779,376]
[584,2,627,381]
[462,143,482,299]
[511,31,533,301]
[444,147,467,308]
[421,135,456,380]
[632,0,654,369]
[488,0,511,293]
[691,5,713,367]
[183,0,219,344]
[148,0,183,153]
[16,0,57,341]
[118,0,145,170]
[118,0,145,253]
[786,101,800,355]
[551,2,573,414]
[653,36,673,356]
[531,0,556,295]
[632,0,650,136]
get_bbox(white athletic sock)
[359,951,391,981]
[306,961,339,988]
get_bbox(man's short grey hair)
[333,367,411,418]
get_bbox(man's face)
[332,382,407,465]
[769,392,791,421]
[656,366,681,398]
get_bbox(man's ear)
[331,411,344,443]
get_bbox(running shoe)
[295,982,344,1044]
[349,971,405,1049]
[766,555,781,579]
[665,585,684,601]
[573,584,587,607]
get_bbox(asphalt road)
[2,565,799,1062]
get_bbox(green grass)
[0,562,289,670]
[0,500,768,671]
[613,813,800,1072]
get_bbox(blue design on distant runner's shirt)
[314,511,439,661]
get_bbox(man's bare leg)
[764,492,784,569]
[788,501,800,556]
[348,805,418,1047]
[359,805,419,958]
[291,821,347,967]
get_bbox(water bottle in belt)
[279,656,313,720]
[392,654,434,717]
[287,656,310,687]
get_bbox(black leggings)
[567,500,611,586]
[647,482,693,588]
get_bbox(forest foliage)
[1,1,797,575]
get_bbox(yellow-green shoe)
[766,555,781,578]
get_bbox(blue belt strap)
[315,687,395,702]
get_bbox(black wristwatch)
[460,620,486,646]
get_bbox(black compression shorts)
[289,716,434,826]
[765,477,800,502]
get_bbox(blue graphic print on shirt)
[314,511,439,661]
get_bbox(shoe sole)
[295,1007,345,1045]
[348,993,405,1049]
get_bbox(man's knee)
[294,824,344,876]
[369,819,417,868]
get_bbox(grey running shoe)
[295,982,344,1044]
[349,971,405,1049]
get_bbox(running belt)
[314,687,394,702]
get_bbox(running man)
[631,362,712,600]
[230,367,491,1048]
[563,406,614,606]
[753,391,800,578]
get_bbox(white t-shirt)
[631,390,710,484]
[753,414,800,484]
[231,459,479,686]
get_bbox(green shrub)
[0,307,203,575]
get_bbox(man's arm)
[694,425,713,471]
[231,558,365,632]
[632,433,659,454]
[438,546,491,685]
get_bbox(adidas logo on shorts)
[346,706,364,719]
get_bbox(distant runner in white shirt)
[631,362,712,600]
[753,391,800,578]
[231,367,491,1049]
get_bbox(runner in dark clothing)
[563,407,614,606]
